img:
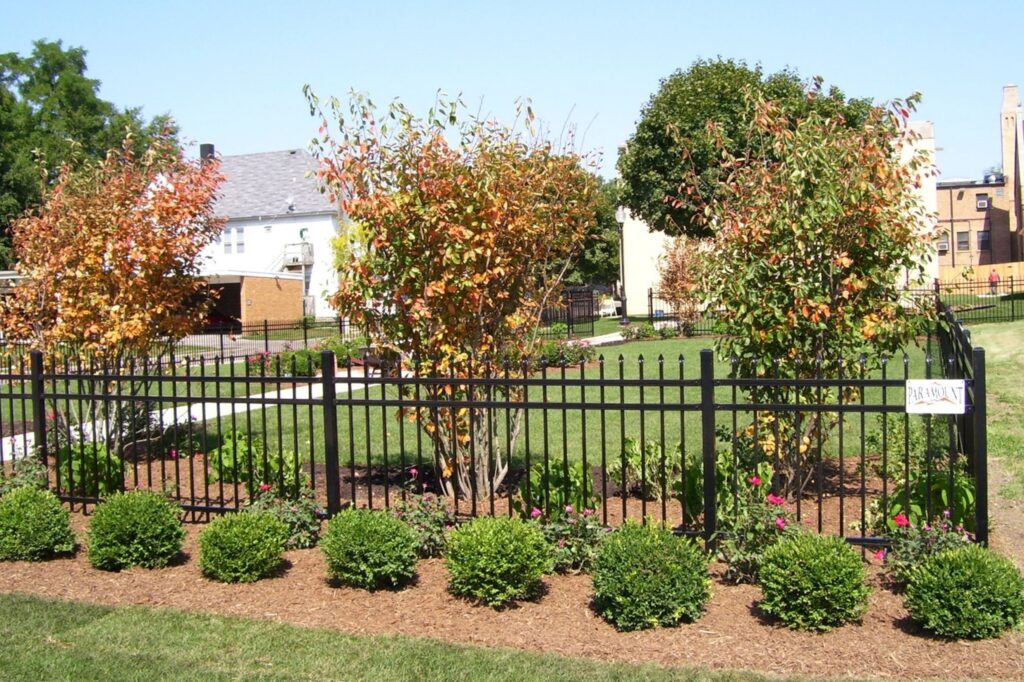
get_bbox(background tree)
[1,133,223,454]
[656,235,707,334]
[308,90,599,498]
[617,58,872,237]
[561,178,620,287]
[0,39,176,267]
[699,90,935,495]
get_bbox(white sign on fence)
[905,379,966,415]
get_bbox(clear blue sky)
[3,0,1022,180]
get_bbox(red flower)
[748,475,762,486]
[766,493,785,506]
[893,513,910,528]
[774,517,786,530]
[259,483,272,493]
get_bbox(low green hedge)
[0,487,75,561]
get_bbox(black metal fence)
[0,317,987,544]
[538,288,597,339]
[912,277,1021,326]
[647,289,717,335]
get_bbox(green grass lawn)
[0,593,775,682]
[968,320,1024,498]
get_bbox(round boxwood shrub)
[0,487,75,561]
[199,511,289,583]
[321,508,418,590]
[87,490,185,571]
[906,544,1024,639]
[445,515,552,607]
[591,520,711,631]
[758,533,870,631]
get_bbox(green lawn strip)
[942,291,1023,325]
[239,338,933,480]
[0,592,783,682]
[968,321,1024,498]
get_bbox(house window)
[978,230,991,250]
[956,231,970,251]
[223,226,245,254]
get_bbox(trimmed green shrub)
[0,487,75,561]
[87,490,184,571]
[199,512,289,583]
[322,508,418,590]
[56,442,123,497]
[591,521,710,631]
[906,545,1024,639]
[884,514,973,584]
[758,533,870,631]
[445,516,552,607]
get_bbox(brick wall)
[238,276,303,324]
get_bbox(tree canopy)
[0,39,176,267]
[616,58,872,237]
[561,178,620,287]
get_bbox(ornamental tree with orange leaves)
[307,90,598,498]
[696,89,935,496]
[2,133,223,455]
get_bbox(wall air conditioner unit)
[936,237,949,252]
[976,198,989,209]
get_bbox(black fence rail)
[185,317,366,359]
[0,323,987,545]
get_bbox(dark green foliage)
[0,449,47,496]
[0,40,176,267]
[392,493,455,558]
[536,339,596,366]
[514,461,600,519]
[562,178,620,287]
[242,488,323,549]
[322,508,418,590]
[617,57,870,237]
[0,487,75,560]
[207,430,300,495]
[276,348,321,376]
[540,507,609,574]
[56,442,123,497]
[86,490,184,570]
[906,545,1024,639]
[198,511,289,583]
[717,498,797,584]
[885,515,973,584]
[591,521,710,631]
[883,469,976,533]
[445,516,552,607]
[758,534,870,631]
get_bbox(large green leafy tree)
[0,39,175,267]
[617,58,872,237]
[562,178,619,287]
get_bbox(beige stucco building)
[936,86,1024,282]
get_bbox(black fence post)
[219,328,225,357]
[263,320,270,354]
[648,288,653,321]
[29,350,48,479]
[700,349,717,549]
[1011,276,1017,322]
[566,293,574,339]
[971,347,988,545]
[321,350,341,516]
[303,321,309,349]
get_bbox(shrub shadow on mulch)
[325,572,420,592]
[447,579,550,611]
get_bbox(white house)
[201,146,341,320]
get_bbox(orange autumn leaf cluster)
[2,133,224,358]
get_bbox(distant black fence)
[538,288,596,340]
[647,289,717,335]
[0,317,987,545]
[186,317,365,359]
[910,277,1021,326]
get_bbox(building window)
[235,226,245,254]
[223,226,244,254]
[978,230,991,250]
[956,231,970,251]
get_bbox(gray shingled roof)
[215,149,334,219]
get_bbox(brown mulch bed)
[1,512,1021,681]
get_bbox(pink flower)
[564,505,574,515]
[530,507,542,519]
[942,509,951,518]
[259,483,271,492]
[169,449,178,459]
[558,539,566,548]
[748,476,761,486]
[774,517,786,530]
[894,513,910,528]
[408,467,418,479]
[873,549,886,562]
[583,508,595,517]
[766,493,785,506]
